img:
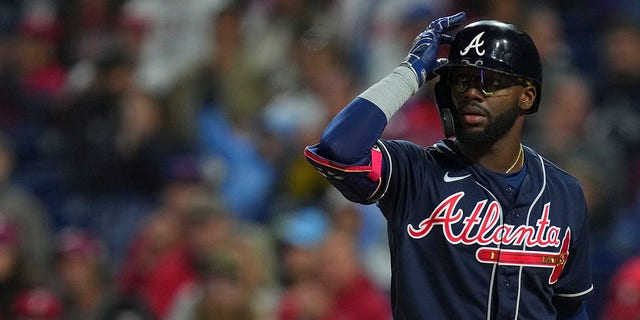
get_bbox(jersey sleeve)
[304,143,385,204]
[304,67,421,204]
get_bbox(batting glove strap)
[401,54,428,87]
[304,144,383,204]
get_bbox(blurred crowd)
[0,0,638,319]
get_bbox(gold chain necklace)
[505,144,523,173]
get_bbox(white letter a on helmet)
[460,32,486,56]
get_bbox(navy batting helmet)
[433,20,542,137]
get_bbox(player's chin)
[454,127,492,144]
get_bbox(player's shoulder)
[529,147,583,189]
[538,154,577,181]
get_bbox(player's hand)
[401,12,466,87]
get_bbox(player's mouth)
[457,105,488,125]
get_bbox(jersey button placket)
[495,270,517,319]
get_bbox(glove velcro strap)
[304,145,383,204]
[401,54,427,87]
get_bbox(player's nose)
[453,85,485,106]
[461,84,485,100]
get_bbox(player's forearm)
[317,65,419,164]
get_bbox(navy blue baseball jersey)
[305,138,593,319]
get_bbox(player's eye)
[482,74,505,93]
[449,68,523,96]
[453,75,473,93]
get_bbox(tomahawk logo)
[460,32,486,56]
[476,228,571,284]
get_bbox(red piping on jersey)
[304,146,383,182]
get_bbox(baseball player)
[304,12,593,319]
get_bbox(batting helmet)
[433,20,542,137]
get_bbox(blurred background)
[0,0,638,319]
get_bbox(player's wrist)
[401,54,428,87]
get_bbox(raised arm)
[304,12,466,203]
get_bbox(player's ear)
[518,86,536,112]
